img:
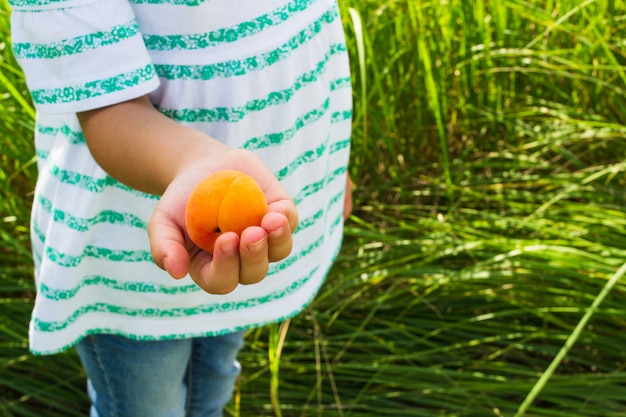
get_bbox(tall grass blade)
[407,1,452,190]
[515,260,626,417]
[0,69,34,120]
[347,7,367,177]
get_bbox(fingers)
[263,211,294,262]
[237,209,296,284]
[187,213,292,293]
[239,227,269,285]
[154,213,289,294]
[188,228,272,293]
[189,233,240,294]
[268,199,299,232]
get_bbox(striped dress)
[9,0,352,355]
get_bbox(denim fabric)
[75,331,245,417]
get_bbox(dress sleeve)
[9,0,160,114]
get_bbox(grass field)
[2,0,626,416]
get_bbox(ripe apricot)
[185,170,268,254]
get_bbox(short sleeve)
[9,0,160,114]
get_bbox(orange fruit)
[185,170,268,254]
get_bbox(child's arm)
[344,175,353,220]
[78,95,298,294]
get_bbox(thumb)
[148,209,190,279]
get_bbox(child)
[9,0,352,416]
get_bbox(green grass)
[2,0,626,416]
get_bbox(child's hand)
[78,95,297,293]
[147,149,298,294]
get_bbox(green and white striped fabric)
[10,0,352,355]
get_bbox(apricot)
[185,170,268,254]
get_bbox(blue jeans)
[75,331,245,417]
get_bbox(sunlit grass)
[2,0,626,416]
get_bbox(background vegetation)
[2,0,626,416]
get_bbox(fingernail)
[247,237,267,253]
[222,236,239,255]
[268,224,285,235]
